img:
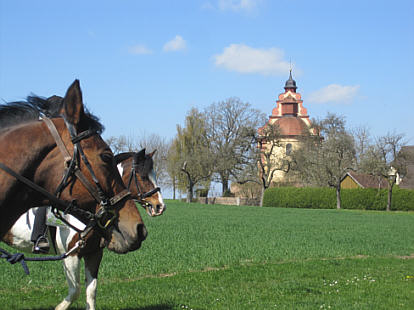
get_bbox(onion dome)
[284,70,297,91]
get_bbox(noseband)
[126,154,160,215]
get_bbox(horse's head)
[38,81,147,253]
[115,149,166,217]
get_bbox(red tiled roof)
[275,116,308,136]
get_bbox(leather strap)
[42,117,71,162]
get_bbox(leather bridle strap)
[42,117,104,203]
[126,157,161,200]
[44,116,131,211]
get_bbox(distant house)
[340,171,388,189]
[399,146,414,189]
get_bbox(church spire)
[284,69,297,92]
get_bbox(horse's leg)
[84,249,103,310]
[55,254,81,310]
[55,226,81,310]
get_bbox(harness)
[0,116,132,272]
[126,154,160,216]
[42,116,130,235]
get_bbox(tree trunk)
[387,184,393,211]
[172,178,176,200]
[220,174,229,195]
[186,182,194,203]
[259,186,265,207]
[336,185,341,209]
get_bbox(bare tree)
[106,135,135,153]
[204,98,266,195]
[353,125,372,169]
[135,133,171,187]
[235,122,291,206]
[294,113,356,209]
[106,133,170,187]
[360,132,409,211]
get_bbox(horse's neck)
[0,121,58,182]
[0,120,64,237]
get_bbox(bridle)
[126,153,160,216]
[0,116,131,242]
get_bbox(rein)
[0,240,82,275]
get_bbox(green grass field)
[1,201,413,309]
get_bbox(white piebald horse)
[1,149,165,310]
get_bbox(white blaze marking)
[148,169,164,206]
[117,163,124,177]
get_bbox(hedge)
[263,187,414,211]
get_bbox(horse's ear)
[136,148,146,161]
[148,149,157,158]
[61,80,85,126]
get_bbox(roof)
[342,171,388,189]
[275,116,308,136]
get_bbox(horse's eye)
[100,153,113,163]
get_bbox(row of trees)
[107,98,280,204]
[292,113,411,211]
[107,99,411,210]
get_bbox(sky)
[1,0,413,147]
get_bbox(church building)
[260,71,315,186]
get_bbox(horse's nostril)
[137,224,147,241]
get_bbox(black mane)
[0,95,104,133]
[115,151,154,176]
[134,153,154,176]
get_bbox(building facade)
[260,71,315,186]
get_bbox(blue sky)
[1,0,413,145]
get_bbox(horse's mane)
[0,95,104,133]
[115,151,154,176]
[134,153,154,176]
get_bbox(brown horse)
[0,80,147,254]
[3,150,164,310]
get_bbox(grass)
[0,201,413,309]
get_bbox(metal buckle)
[96,209,117,229]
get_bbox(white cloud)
[213,44,291,75]
[308,84,360,104]
[128,44,152,55]
[218,0,261,12]
[163,35,187,52]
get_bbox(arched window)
[286,143,292,155]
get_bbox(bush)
[392,187,414,211]
[263,187,414,211]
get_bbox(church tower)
[260,71,314,186]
